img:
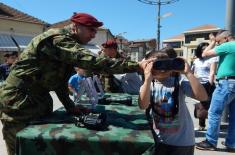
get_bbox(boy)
[68,67,86,103]
[0,51,18,81]
[139,52,208,155]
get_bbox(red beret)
[71,12,103,27]
[102,39,118,49]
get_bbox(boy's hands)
[144,61,154,81]
[174,58,192,75]
[138,58,156,73]
[138,58,155,81]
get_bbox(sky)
[1,0,226,41]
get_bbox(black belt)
[217,76,235,81]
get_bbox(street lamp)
[137,0,179,50]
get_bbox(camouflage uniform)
[15,94,154,155]
[0,26,139,155]
[99,52,125,92]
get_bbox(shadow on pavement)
[195,130,227,139]
[195,123,228,138]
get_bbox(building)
[128,39,156,61]
[0,2,49,63]
[162,34,184,56]
[162,24,221,64]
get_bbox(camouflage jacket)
[98,52,126,92]
[0,26,139,122]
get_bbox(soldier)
[0,12,152,155]
[99,39,125,92]
[99,39,123,58]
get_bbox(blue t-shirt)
[0,63,11,80]
[150,76,195,146]
[68,73,85,93]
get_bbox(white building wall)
[0,19,45,36]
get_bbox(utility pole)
[222,0,235,123]
[226,0,235,35]
[137,0,179,50]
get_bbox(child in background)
[0,51,18,81]
[68,67,86,103]
[139,51,208,155]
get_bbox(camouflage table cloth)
[16,93,154,155]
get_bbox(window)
[185,33,210,44]
[179,51,183,56]
[164,41,181,48]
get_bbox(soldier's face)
[103,48,117,58]
[75,24,97,44]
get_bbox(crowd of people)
[0,12,235,155]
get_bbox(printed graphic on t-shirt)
[152,86,180,133]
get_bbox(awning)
[0,34,18,51]
[0,33,33,52]
[12,34,33,49]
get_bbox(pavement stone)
[0,92,231,155]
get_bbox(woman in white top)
[192,42,217,130]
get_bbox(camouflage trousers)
[1,121,26,155]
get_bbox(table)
[16,93,154,155]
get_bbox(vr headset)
[152,58,185,71]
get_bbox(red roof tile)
[0,2,48,25]
[49,19,71,28]
[164,34,184,40]
[184,24,220,33]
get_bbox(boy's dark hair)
[3,51,18,57]
[145,50,169,60]
[160,47,177,58]
[195,42,209,59]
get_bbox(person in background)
[98,39,124,92]
[196,30,235,152]
[68,67,86,103]
[191,42,217,131]
[0,12,150,155]
[0,51,18,81]
[99,39,142,94]
[139,51,207,155]
[100,39,123,59]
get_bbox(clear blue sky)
[1,0,226,41]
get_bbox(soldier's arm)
[54,85,75,111]
[41,35,140,74]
